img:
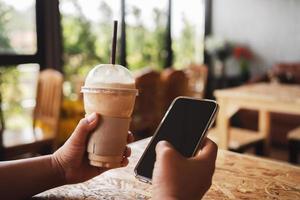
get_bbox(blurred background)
[0,0,204,129]
[0,0,299,165]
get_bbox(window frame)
[0,0,41,66]
[0,0,62,72]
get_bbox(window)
[0,0,41,130]
[0,0,37,55]
[172,0,205,69]
[126,0,168,70]
[60,0,121,79]
[0,64,39,130]
[60,0,206,93]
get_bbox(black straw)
[110,20,118,64]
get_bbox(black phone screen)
[135,98,218,180]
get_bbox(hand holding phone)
[152,139,218,200]
[134,97,219,183]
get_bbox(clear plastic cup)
[81,64,138,168]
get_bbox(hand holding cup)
[52,113,134,184]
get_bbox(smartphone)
[134,97,219,183]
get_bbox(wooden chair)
[1,69,63,160]
[184,64,208,98]
[161,68,189,111]
[71,75,85,101]
[131,68,162,138]
[288,127,300,164]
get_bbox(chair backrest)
[161,68,189,111]
[131,68,162,134]
[33,69,63,139]
[184,64,208,98]
[272,63,300,84]
[71,75,85,101]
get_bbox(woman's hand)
[152,139,218,200]
[52,113,134,184]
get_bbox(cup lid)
[84,64,135,87]
[81,86,138,95]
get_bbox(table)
[34,137,300,199]
[1,127,54,159]
[214,83,300,152]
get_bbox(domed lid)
[85,64,135,86]
[82,64,137,95]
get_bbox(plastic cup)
[81,64,138,168]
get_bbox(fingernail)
[86,113,97,123]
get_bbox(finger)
[127,131,134,143]
[155,140,181,161]
[155,140,173,152]
[194,138,218,161]
[155,140,173,154]
[86,113,99,131]
[69,113,99,145]
[121,158,129,167]
[124,146,131,157]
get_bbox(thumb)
[194,138,218,161]
[155,140,180,161]
[68,113,99,146]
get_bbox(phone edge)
[191,99,219,157]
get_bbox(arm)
[0,155,63,200]
[0,113,133,200]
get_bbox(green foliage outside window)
[0,67,22,115]
[126,7,166,70]
[173,16,196,69]
[0,1,24,129]
[0,0,36,54]
[62,0,167,77]
[62,1,102,80]
[0,66,29,130]
[0,1,13,53]
[62,0,117,98]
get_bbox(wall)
[212,0,300,75]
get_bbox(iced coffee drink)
[81,64,138,168]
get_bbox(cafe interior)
[0,0,299,199]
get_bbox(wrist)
[153,192,180,200]
[50,154,67,186]
[154,196,179,200]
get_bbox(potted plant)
[233,46,252,82]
